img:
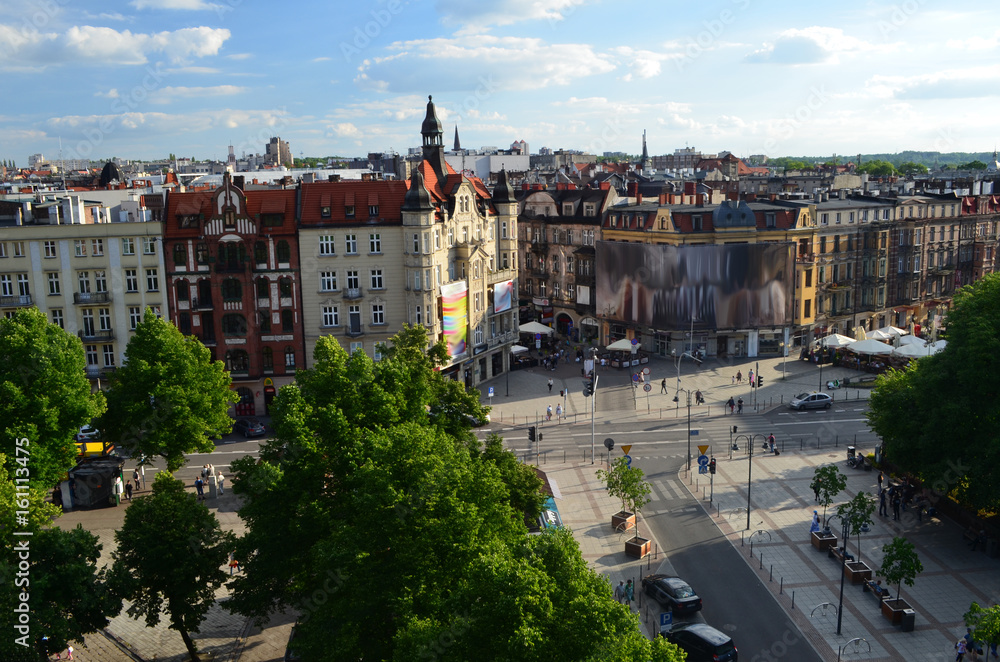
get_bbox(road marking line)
[772,417,869,427]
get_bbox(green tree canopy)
[226,328,683,661]
[878,536,922,604]
[811,465,847,526]
[109,473,235,661]
[836,492,876,563]
[0,308,106,488]
[868,274,1000,511]
[856,159,897,176]
[959,159,988,170]
[101,310,236,471]
[898,161,929,175]
[965,602,1000,653]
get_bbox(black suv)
[662,623,738,661]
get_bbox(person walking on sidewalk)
[125,480,133,501]
[625,579,634,607]
[877,471,884,491]
[736,370,742,384]
[879,488,888,517]
[546,405,552,421]
[555,404,562,420]
[548,378,553,392]
[217,471,225,495]
[661,378,667,394]
[737,397,744,414]
[614,581,625,603]
[727,397,735,415]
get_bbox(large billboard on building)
[596,241,795,329]
[493,279,514,313]
[441,281,469,357]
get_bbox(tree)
[835,492,876,563]
[856,159,897,176]
[478,434,546,522]
[109,473,235,661]
[0,307,106,489]
[867,274,1000,511]
[898,161,929,176]
[597,456,630,515]
[0,456,119,661]
[965,602,1000,656]
[622,465,652,542]
[959,160,988,170]
[101,310,236,471]
[225,328,684,661]
[878,536,923,605]
[810,465,847,528]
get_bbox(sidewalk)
[678,445,1000,661]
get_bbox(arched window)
[258,311,271,334]
[279,277,293,297]
[255,277,269,300]
[221,277,242,301]
[262,346,273,371]
[225,349,249,372]
[284,346,296,369]
[281,309,294,333]
[254,241,267,267]
[173,243,187,266]
[218,242,245,270]
[277,240,291,264]
[175,280,189,301]
[222,313,247,336]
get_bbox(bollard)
[760,553,763,570]
[717,503,720,517]
[800,438,803,450]
[792,590,795,609]
[836,434,839,447]
[750,540,754,558]
[780,577,783,594]
[781,394,783,403]
[769,564,773,582]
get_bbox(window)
[835,212,841,225]
[44,241,56,258]
[448,227,454,246]
[766,213,776,228]
[415,304,422,325]
[423,232,430,253]
[883,209,891,220]
[0,275,11,297]
[142,237,156,255]
[322,305,339,327]
[47,273,60,295]
[85,345,98,367]
[413,271,421,291]
[0,242,7,258]
[78,271,90,294]
[369,233,381,253]
[92,239,104,256]
[284,346,296,368]
[346,270,359,289]
[125,270,138,293]
[474,325,484,344]
[320,271,337,291]
[94,270,107,293]
[261,213,283,227]
[196,243,208,264]
[345,206,355,218]
[122,237,135,255]
[145,268,159,292]
[434,229,440,250]
[222,314,248,336]
[222,278,242,301]
[225,349,249,373]
[372,303,385,325]
[75,240,87,257]
[805,269,813,287]
[82,310,95,336]
[345,234,357,254]
[51,309,64,329]
[254,241,267,266]
[262,347,274,371]
[282,309,294,333]
[370,269,383,289]
[501,221,508,239]
[321,205,331,218]
[349,341,363,355]
[804,299,812,317]
[368,205,379,217]
[277,240,290,264]
[258,311,271,334]
[319,235,336,256]
[502,252,509,269]
[255,277,269,299]
[98,308,111,331]
[413,233,420,253]
[174,280,189,303]
[173,243,187,266]
[279,277,293,297]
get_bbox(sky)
[3,0,999,165]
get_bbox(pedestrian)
[228,552,240,575]
[737,397,744,414]
[133,468,140,490]
[55,645,74,659]
[736,370,742,384]
[546,404,552,421]
[217,471,225,495]
[113,475,124,506]
[879,488,888,517]
[749,369,755,385]
[625,579,634,607]
[555,404,562,420]
[891,491,901,521]
[877,471,884,491]
[957,638,967,661]
[814,479,822,502]
[810,511,820,533]
[768,433,776,453]
[695,389,704,405]
[732,375,735,384]
[965,628,982,660]
[195,476,205,501]
[727,397,735,414]
[614,581,625,603]
[548,378,553,392]
[125,480,133,501]
[661,378,667,394]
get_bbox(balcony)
[192,297,213,311]
[74,292,110,305]
[345,323,365,337]
[343,287,363,300]
[0,294,32,307]
[79,329,115,342]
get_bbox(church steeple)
[453,125,461,152]
[639,129,649,170]
[420,94,446,181]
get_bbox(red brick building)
[163,173,303,415]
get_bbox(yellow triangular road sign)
[621,445,632,455]
[698,445,709,455]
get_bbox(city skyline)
[3,0,1000,164]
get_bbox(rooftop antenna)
[58,136,66,191]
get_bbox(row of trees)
[1,309,684,661]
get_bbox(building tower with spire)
[639,129,649,172]
[453,125,462,152]
[421,95,447,182]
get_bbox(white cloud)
[435,0,592,30]
[355,34,615,93]
[868,65,1000,100]
[0,24,230,69]
[329,123,363,139]
[610,47,680,80]
[745,27,893,65]
[946,31,1000,51]
[149,85,246,104]
[226,53,252,60]
[95,88,120,99]
[312,56,332,62]
[131,0,222,10]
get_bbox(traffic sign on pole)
[659,612,673,633]
[699,465,708,474]
[697,445,709,455]
[621,444,632,455]
[625,454,632,468]
[697,454,709,466]
[643,383,652,392]
[488,387,494,398]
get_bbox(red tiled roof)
[299,179,409,225]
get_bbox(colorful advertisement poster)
[493,279,514,313]
[441,281,468,357]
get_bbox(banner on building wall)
[494,279,514,313]
[595,241,795,330]
[441,281,469,358]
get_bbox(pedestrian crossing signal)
[528,426,536,442]
[583,380,593,397]
[757,376,763,388]
[709,458,717,474]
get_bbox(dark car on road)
[661,623,738,661]
[233,417,266,438]
[641,574,702,614]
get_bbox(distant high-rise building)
[265,137,292,167]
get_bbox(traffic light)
[709,458,717,474]
[583,380,593,397]
[757,375,763,388]
[528,426,536,442]
[732,425,738,434]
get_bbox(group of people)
[544,403,563,421]
[194,464,225,501]
[613,579,635,607]
[876,474,928,522]
[726,396,744,415]
[956,626,997,660]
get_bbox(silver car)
[789,392,833,410]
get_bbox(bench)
[863,580,891,604]
[829,547,854,564]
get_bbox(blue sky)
[3,0,999,164]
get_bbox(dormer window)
[692,215,703,231]
[369,205,379,217]
[345,206,355,217]
[321,206,331,218]
[562,203,574,215]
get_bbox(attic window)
[692,215,703,231]
[766,213,776,228]
[562,203,574,215]
[345,206,355,217]
[369,205,379,217]
[321,206,331,218]
[584,203,596,217]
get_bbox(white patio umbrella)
[853,326,868,341]
[847,338,895,355]
[606,338,635,351]
[931,339,948,350]
[510,345,530,354]
[518,321,554,335]
[896,335,925,347]
[893,343,940,359]
[867,329,894,341]
[877,326,908,337]
[817,333,855,348]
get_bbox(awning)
[510,345,530,354]
[580,317,599,326]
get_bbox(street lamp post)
[831,514,849,635]
[590,348,598,465]
[745,433,767,531]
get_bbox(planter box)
[625,536,651,559]
[811,531,837,551]
[845,561,873,585]
[612,510,635,533]
[881,598,912,625]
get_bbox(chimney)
[233,175,245,190]
[745,193,756,202]
[361,173,372,182]
[839,189,847,200]
[659,193,667,204]
[770,193,777,202]
[599,182,611,190]
[555,183,566,191]
[823,191,829,201]
[636,193,643,205]
[814,190,822,203]
[696,194,705,208]
[568,183,576,190]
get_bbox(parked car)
[661,623,738,661]
[233,417,266,438]
[788,392,833,411]
[641,574,702,614]
[75,424,99,442]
